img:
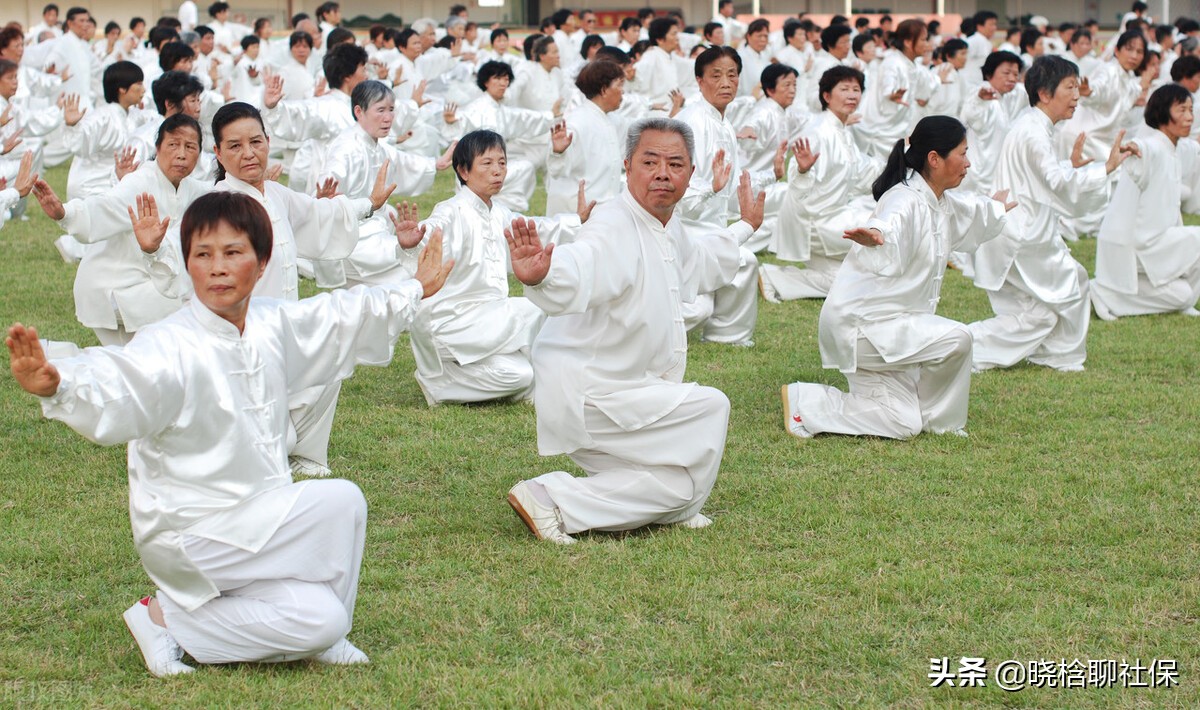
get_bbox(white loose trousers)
[535,386,729,533]
[159,479,366,664]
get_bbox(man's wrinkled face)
[623,129,694,221]
[697,55,740,112]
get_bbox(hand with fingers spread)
[1105,129,1139,174]
[412,79,429,106]
[711,148,732,193]
[843,226,884,247]
[888,87,908,106]
[792,137,819,174]
[576,180,596,222]
[442,101,458,124]
[315,177,340,199]
[505,217,553,286]
[265,163,284,182]
[991,188,1018,212]
[550,120,572,154]
[736,170,765,231]
[389,201,426,248]
[369,160,397,212]
[435,141,456,171]
[2,127,24,156]
[263,73,284,108]
[127,193,170,253]
[114,145,139,180]
[61,94,86,126]
[31,178,66,220]
[7,324,61,398]
[1070,132,1093,169]
[668,88,685,116]
[414,229,454,298]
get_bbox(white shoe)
[507,481,577,545]
[313,637,369,665]
[1091,291,1117,321]
[1181,307,1200,317]
[1051,364,1086,373]
[289,456,331,477]
[53,235,83,264]
[758,272,781,304]
[122,597,194,678]
[943,428,969,438]
[676,513,713,529]
[781,384,812,440]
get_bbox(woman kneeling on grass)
[5,191,451,676]
[781,115,1015,440]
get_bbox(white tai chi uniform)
[317,123,438,288]
[760,110,882,301]
[732,95,794,252]
[785,172,1006,439]
[36,283,423,662]
[55,162,209,345]
[522,189,748,532]
[858,51,924,159]
[545,99,624,216]
[632,46,680,115]
[1092,126,1200,317]
[444,94,551,213]
[410,189,579,405]
[263,89,355,196]
[970,108,1108,371]
[676,98,761,344]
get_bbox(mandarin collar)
[621,187,671,232]
[189,296,245,340]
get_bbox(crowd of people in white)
[2,0,1198,678]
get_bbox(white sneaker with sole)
[289,456,331,477]
[507,481,577,545]
[313,637,370,665]
[122,597,194,677]
[781,384,812,440]
[676,513,713,529]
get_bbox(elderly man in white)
[5,190,451,677]
[503,117,764,544]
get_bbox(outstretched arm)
[7,324,60,397]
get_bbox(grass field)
[1,163,1197,707]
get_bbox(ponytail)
[871,115,967,201]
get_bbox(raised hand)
[711,148,732,194]
[668,88,684,116]
[888,87,908,106]
[550,120,572,154]
[435,141,456,171]
[61,94,86,126]
[991,188,1018,212]
[1,126,23,155]
[1105,129,1140,174]
[314,76,329,97]
[373,61,388,80]
[768,140,788,180]
[30,178,65,220]
[576,179,596,222]
[369,160,397,211]
[315,177,340,199]
[12,151,36,198]
[389,201,426,248]
[937,63,954,83]
[262,73,284,108]
[843,227,884,247]
[978,85,998,100]
[736,170,765,231]
[7,324,61,398]
[412,79,429,106]
[1070,132,1093,169]
[505,217,553,286]
[442,101,458,124]
[792,137,819,174]
[127,193,170,253]
[414,228,453,298]
[265,162,284,181]
[114,145,139,180]
[1079,77,1092,98]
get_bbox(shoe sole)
[122,605,191,678]
[507,492,544,541]
[781,384,808,442]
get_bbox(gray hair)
[1181,36,1200,55]
[410,18,437,34]
[179,30,199,45]
[446,17,467,31]
[350,79,393,119]
[624,118,695,165]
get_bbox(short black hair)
[1145,83,1191,128]
[973,10,998,24]
[982,50,1022,80]
[326,27,355,47]
[747,18,770,35]
[155,112,202,148]
[1025,55,1078,108]
[181,191,273,268]
[594,45,630,65]
[104,20,120,35]
[490,27,509,43]
[1019,28,1043,54]
[703,22,722,40]
[820,24,852,51]
[43,3,60,14]
[208,2,229,17]
[102,60,143,104]
[580,34,604,60]
[240,34,259,51]
[1171,54,1200,82]
[649,17,676,45]
[129,16,145,30]
[551,8,573,28]
[852,32,875,56]
[159,41,195,72]
[693,45,741,77]
[148,26,179,49]
[522,32,543,60]
[818,65,864,109]
[322,42,366,89]
[289,30,313,49]
[152,69,203,114]
[315,1,340,20]
[620,17,640,33]
[65,6,88,23]
[761,63,798,95]
[195,25,214,38]
[452,129,506,185]
[476,60,514,91]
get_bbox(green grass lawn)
[1,164,1197,707]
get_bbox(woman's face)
[214,117,270,185]
[1116,37,1145,72]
